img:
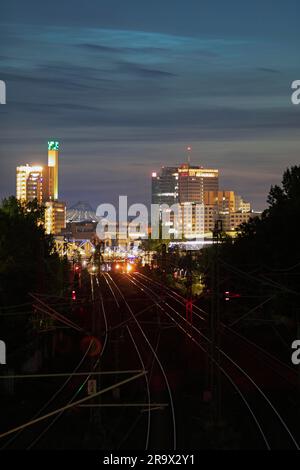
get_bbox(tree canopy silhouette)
[200,166,300,320]
[0,196,68,306]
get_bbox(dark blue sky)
[1,1,300,210]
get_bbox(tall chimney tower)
[47,140,59,200]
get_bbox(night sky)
[1,1,300,210]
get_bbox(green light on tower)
[48,141,59,151]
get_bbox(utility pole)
[210,219,222,424]
[186,251,193,324]
[161,243,167,294]
[158,243,167,328]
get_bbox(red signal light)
[224,291,241,300]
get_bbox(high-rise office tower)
[16,165,44,204]
[45,200,66,235]
[151,166,178,206]
[16,141,66,235]
[178,164,219,204]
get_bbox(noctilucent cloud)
[1,0,300,210]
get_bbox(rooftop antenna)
[187,146,192,167]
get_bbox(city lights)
[126,264,133,272]
[16,142,66,235]
[2,3,300,453]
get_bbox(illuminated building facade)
[204,191,252,215]
[45,201,66,235]
[220,211,260,232]
[204,190,236,213]
[16,165,44,204]
[151,167,178,206]
[16,141,66,235]
[235,195,251,213]
[178,164,219,204]
[151,164,219,207]
[160,202,259,240]
[153,162,258,240]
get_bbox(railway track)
[123,271,299,450]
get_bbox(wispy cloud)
[1,21,299,209]
[257,67,281,74]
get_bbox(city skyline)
[1,2,300,453]
[14,141,257,240]
[14,141,253,212]
[1,1,300,211]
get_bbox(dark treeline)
[0,196,69,351]
[201,166,300,322]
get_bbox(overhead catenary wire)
[1,337,94,449]
[137,272,296,376]
[99,272,152,450]
[27,274,109,449]
[128,273,271,449]
[128,272,299,450]
[0,372,147,441]
[106,272,177,451]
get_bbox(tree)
[200,166,300,320]
[0,197,69,349]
